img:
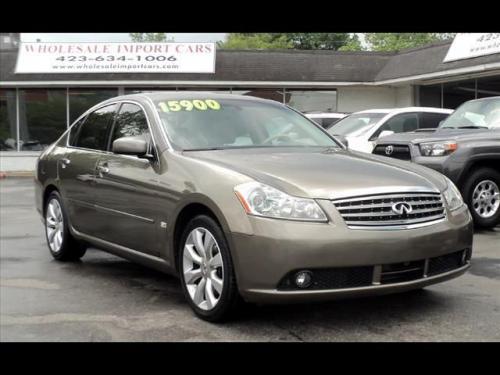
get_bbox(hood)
[378,128,499,145]
[182,147,447,200]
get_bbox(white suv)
[327,107,453,153]
[305,112,348,129]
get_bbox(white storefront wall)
[336,85,414,112]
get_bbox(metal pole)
[66,87,70,128]
[16,88,20,152]
[440,83,444,108]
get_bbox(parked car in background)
[305,112,348,129]
[373,97,500,228]
[35,93,473,322]
[328,107,453,153]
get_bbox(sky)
[21,33,227,43]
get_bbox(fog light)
[295,271,312,288]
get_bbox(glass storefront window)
[18,89,66,151]
[124,87,174,94]
[69,88,118,123]
[0,89,17,151]
[476,76,500,99]
[284,90,337,113]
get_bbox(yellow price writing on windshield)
[158,99,221,112]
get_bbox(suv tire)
[462,168,500,229]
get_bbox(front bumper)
[229,201,473,304]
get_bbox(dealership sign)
[15,42,216,73]
[444,33,500,62]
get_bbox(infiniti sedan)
[35,93,473,321]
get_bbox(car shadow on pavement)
[65,249,454,331]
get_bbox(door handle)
[61,158,71,168]
[97,165,110,175]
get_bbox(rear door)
[91,102,161,256]
[58,104,117,234]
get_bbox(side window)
[109,103,150,147]
[418,112,449,129]
[74,104,116,151]
[371,113,418,140]
[68,116,86,146]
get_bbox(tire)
[44,191,87,261]
[178,215,240,322]
[461,168,500,229]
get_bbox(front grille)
[373,144,411,160]
[332,192,446,228]
[428,250,469,276]
[380,260,426,284]
[276,249,470,291]
[277,266,373,291]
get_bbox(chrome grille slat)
[336,200,442,210]
[333,193,440,204]
[341,207,444,217]
[332,192,446,229]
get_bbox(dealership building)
[1,33,500,171]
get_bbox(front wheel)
[179,215,240,322]
[462,168,500,229]
[45,191,87,261]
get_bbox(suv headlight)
[442,176,464,211]
[420,141,457,157]
[234,182,328,222]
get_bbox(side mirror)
[112,135,150,158]
[378,130,395,139]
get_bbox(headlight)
[419,141,457,157]
[234,182,328,222]
[442,176,464,211]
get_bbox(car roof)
[102,91,276,104]
[305,113,347,118]
[354,107,454,115]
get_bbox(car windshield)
[439,98,500,129]
[153,98,340,150]
[328,113,385,136]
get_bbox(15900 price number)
[158,100,221,112]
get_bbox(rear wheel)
[45,191,86,261]
[179,215,240,322]
[462,168,500,229]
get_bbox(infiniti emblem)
[385,145,394,155]
[392,202,413,215]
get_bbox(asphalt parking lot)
[1,177,499,342]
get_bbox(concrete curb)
[0,171,34,178]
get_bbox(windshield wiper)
[182,147,227,151]
[441,125,488,129]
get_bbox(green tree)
[129,33,173,42]
[217,33,292,49]
[364,33,456,51]
[218,33,357,50]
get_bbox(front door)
[92,102,161,256]
[58,104,117,234]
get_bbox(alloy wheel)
[472,179,500,218]
[46,198,64,253]
[182,227,224,311]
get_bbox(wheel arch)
[457,156,500,190]
[170,196,233,273]
[42,184,60,215]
